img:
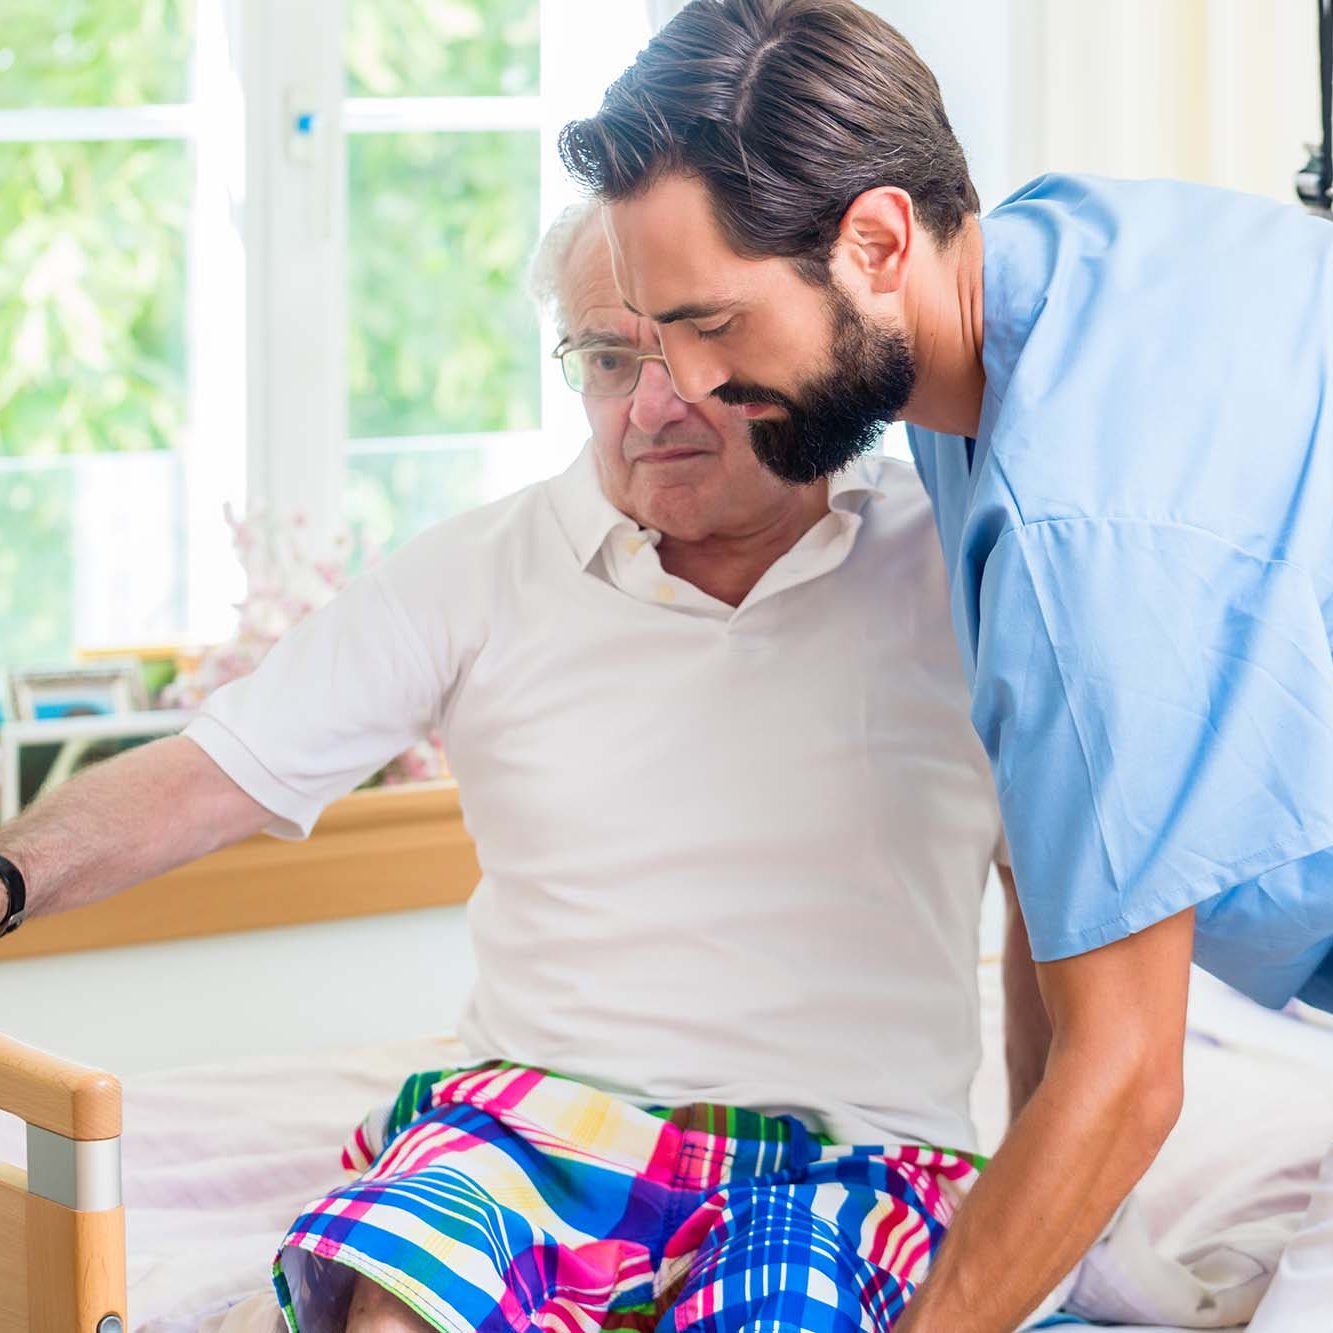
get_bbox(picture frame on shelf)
[0,708,195,823]
[9,662,146,723]
[75,643,184,708]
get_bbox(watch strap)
[0,855,28,937]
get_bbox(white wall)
[0,905,476,1075]
[1017,0,1318,204]
[864,0,1320,209]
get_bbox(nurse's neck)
[899,214,986,440]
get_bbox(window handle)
[284,87,334,243]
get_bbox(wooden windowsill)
[0,781,479,962]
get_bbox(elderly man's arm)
[1000,864,1052,1122]
[0,736,272,924]
[895,907,1194,1333]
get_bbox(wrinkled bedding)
[4,964,1330,1332]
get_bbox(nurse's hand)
[895,906,1195,1333]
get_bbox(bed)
[3,965,1330,1333]
[1,788,1330,1330]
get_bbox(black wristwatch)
[0,855,27,937]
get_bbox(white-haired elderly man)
[0,208,1008,1333]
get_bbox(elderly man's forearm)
[1,735,272,922]
[895,1051,1181,1332]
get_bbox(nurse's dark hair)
[558,0,979,284]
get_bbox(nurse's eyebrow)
[623,299,733,325]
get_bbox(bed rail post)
[0,1034,126,1333]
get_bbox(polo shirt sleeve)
[184,562,450,840]
[972,517,1333,961]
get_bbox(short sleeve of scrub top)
[973,516,1333,963]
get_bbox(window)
[1,2,197,666]
[343,0,543,555]
[0,0,650,668]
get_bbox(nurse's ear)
[834,187,914,297]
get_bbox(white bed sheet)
[3,966,1330,1332]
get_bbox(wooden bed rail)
[0,1036,126,1333]
[0,1034,121,1141]
[0,778,479,1329]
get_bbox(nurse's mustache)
[712,382,800,412]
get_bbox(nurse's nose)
[628,357,689,435]
[659,329,729,404]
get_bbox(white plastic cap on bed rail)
[25,1122,122,1212]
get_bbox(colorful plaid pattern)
[274,1063,982,1332]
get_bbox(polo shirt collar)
[546,446,632,570]
[828,454,886,512]
[548,442,886,570]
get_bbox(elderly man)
[0,208,1005,1333]
[558,1,1333,1329]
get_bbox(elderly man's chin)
[617,438,728,533]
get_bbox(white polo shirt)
[186,447,1002,1150]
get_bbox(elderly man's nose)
[629,358,689,433]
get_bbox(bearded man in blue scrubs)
[560,1,1333,1329]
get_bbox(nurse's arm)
[895,907,1194,1333]
[999,864,1052,1121]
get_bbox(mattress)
[5,964,1331,1332]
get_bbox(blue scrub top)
[907,173,1333,1011]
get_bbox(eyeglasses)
[552,342,669,398]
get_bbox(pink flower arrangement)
[162,505,446,788]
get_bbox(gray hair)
[528,201,601,337]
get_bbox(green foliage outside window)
[0,0,194,108]
[346,0,538,98]
[347,130,541,442]
[0,139,189,463]
[1,1,192,665]
[344,0,542,550]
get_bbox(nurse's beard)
[714,284,917,485]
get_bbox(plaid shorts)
[274,1063,983,1332]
